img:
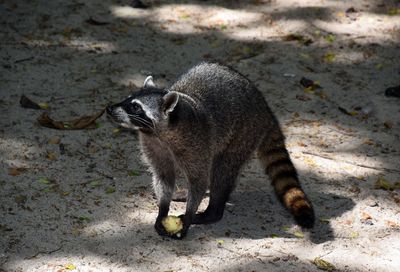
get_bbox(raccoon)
[106,62,315,239]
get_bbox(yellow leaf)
[112,128,120,134]
[270,233,279,238]
[375,63,383,70]
[216,239,224,246]
[294,230,304,238]
[65,263,76,270]
[38,102,50,110]
[348,110,358,116]
[312,257,336,271]
[319,218,330,224]
[323,52,335,63]
[350,231,359,238]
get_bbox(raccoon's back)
[169,62,275,148]
[170,62,269,117]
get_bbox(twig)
[14,57,34,63]
[25,245,63,259]
[302,151,400,173]
[219,245,273,265]
[95,170,116,180]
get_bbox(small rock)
[385,85,400,98]
[365,199,379,207]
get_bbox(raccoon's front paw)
[154,215,188,239]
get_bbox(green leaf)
[78,215,91,222]
[128,170,140,177]
[105,187,116,194]
[38,178,50,184]
[89,180,101,188]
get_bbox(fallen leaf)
[112,128,121,134]
[15,195,27,204]
[8,167,27,176]
[283,34,313,46]
[312,257,336,271]
[270,234,279,238]
[128,170,140,177]
[38,178,51,184]
[294,230,304,238]
[388,8,400,16]
[105,187,116,194]
[89,180,102,188]
[20,95,42,109]
[46,152,57,160]
[216,239,224,247]
[349,231,359,238]
[78,215,91,222]
[323,52,335,63]
[385,220,399,228]
[375,176,393,191]
[65,263,76,270]
[37,109,105,130]
[325,34,335,43]
[319,218,330,224]
[361,212,372,220]
[48,136,61,144]
[300,77,321,89]
[383,121,393,129]
[38,102,49,110]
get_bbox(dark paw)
[154,215,189,239]
[192,211,223,225]
[154,219,170,237]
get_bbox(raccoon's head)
[106,76,179,133]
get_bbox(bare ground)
[1,0,400,271]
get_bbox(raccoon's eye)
[130,103,142,112]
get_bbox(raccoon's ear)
[143,76,156,88]
[162,91,179,115]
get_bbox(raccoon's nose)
[106,105,114,115]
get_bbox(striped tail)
[257,130,315,228]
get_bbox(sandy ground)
[1,0,400,271]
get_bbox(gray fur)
[107,62,313,239]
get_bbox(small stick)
[302,151,400,173]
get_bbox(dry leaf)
[361,212,372,220]
[312,257,336,271]
[48,136,61,144]
[46,152,57,160]
[385,220,399,228]
[8,167,27,176]
[37,109,105,130]
[20,95,42,109]
[283,34,313,46]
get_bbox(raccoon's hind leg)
[192,152,248,225]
